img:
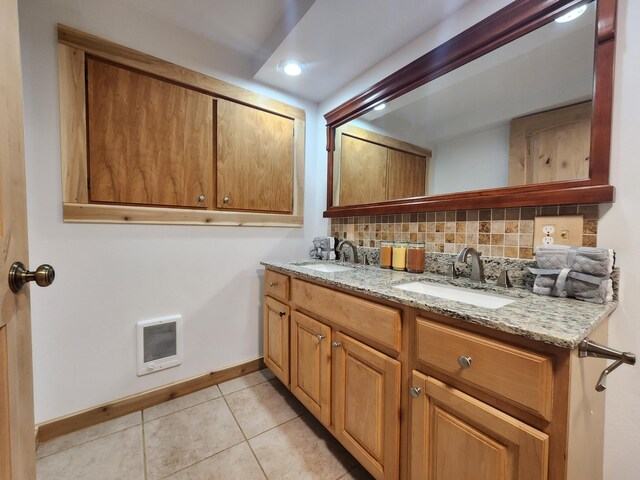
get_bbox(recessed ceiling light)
[278,59,304,76]
[374,103,386,111]
[555,5,587,23]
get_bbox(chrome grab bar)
[578,339,636,392]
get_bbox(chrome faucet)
[337,240,359,264]
[457,247,486,283]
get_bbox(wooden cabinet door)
[263,296,290,386]
[217,99,293,213]
[410,371,549,480]
[87,58,213,208]
[387,149,427,200]
[339,135,388,206]
[333,332,400,480]
[290,311,331,425]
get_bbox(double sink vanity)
[261,258,617,480]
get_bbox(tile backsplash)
[330,204,599,260]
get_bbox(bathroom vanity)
[261,260,617,480]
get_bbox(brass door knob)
[9,262,55,293]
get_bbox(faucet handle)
[447,262,458,279]
[497,269,513,288]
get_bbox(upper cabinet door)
[86,58,213,208]
[217,99,294,213]
[386,149,427,200]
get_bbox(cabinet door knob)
[316,334,326,342]
[278,311,286,317]
[223,196,231,204]
[458,355,473,369]
[331,341,341,349]
[197,195,205,202]
[410,386,422,398]
[269,281,278,287]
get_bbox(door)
[339,135,388,206]
[386,149,427,200]
[410,372,549,480]
[263,296,290,386]
[290,311,331,425]
[1,0,36,477]
[333,332,401,480]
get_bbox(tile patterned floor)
[36,369,374,480]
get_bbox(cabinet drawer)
[264,270,289,302]
[416,317,553,420]
[292,280,401,351]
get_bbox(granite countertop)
[261,259,618,349]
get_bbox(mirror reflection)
[333,2,595,206]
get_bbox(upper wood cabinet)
[334,125,430,207]
[57,25,305,226]
[217,99,293,213]
[87,58,213,209]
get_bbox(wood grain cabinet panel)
[290,311,332,425]
[410,372,549,480]
[292,279,401,352]
[263,296,290,386]
[339,135,388,206]
[386,149,427,200]
[264,269,290,302]
[86,58,213,208]
[217,99,294,213]
[334,332,401,480]
[416,317,553,420]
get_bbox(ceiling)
[120,0,475,103]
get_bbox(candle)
[379,241,393,269]
[392,242,408,271]
[407,242,426,273]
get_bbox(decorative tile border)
[330,204,599,260]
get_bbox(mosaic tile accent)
[330,204,599,260]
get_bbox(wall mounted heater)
[137,315,183,376]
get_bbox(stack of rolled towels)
[528,245,614,304]
[309,236,338,261]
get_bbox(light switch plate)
[534,215,584,250]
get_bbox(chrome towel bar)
[578,339,636,392]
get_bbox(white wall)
[429,125,509,195]
[319,0,640,478]
[18,0,326,423]
[599,0,640,477]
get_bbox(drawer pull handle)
[332,341,341,349]
[410,386,422,398]
[278,311,286,317]
[458,355,472,369]
[316,334,326,342]
[269,281,278,287]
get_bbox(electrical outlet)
[533,215,584,250]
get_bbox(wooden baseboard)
[36,357,265,444]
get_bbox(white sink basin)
[300,263,355,273]
[394,281,516,309]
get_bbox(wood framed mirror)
[323,0,616,217]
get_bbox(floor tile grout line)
[245,438,270,480]
[219,373,275,397]
[155,439,248,480]
[35,419,143,461]
[141,417,149,480]
[142,386,223,423]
